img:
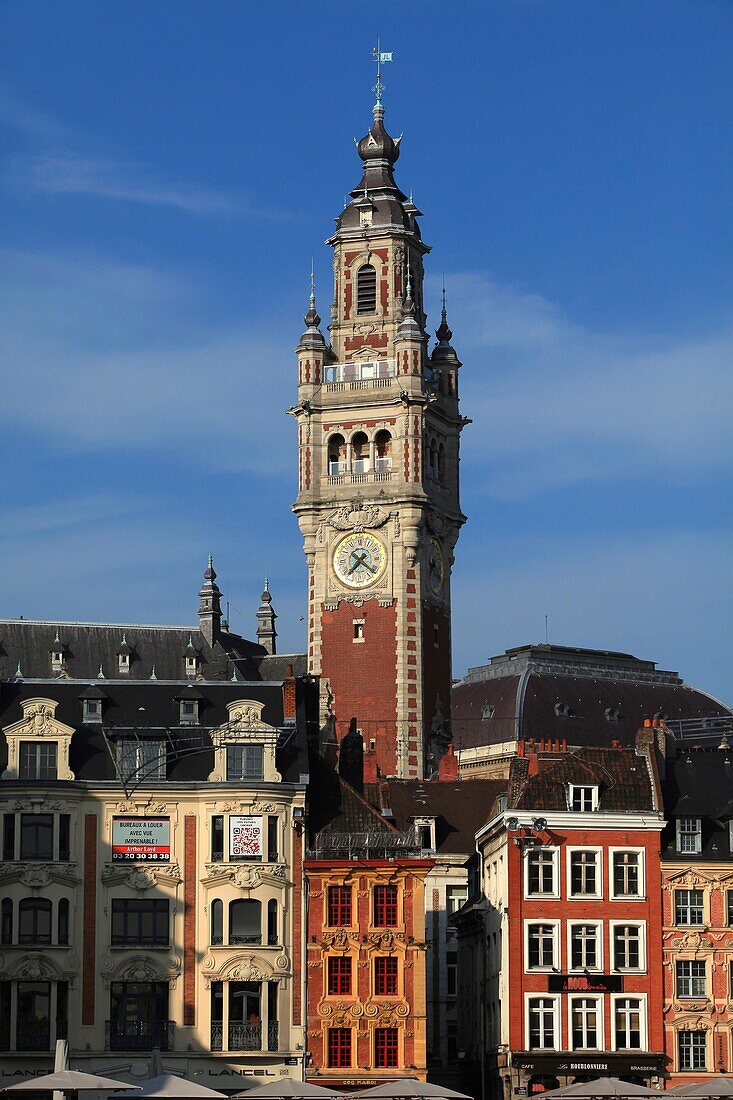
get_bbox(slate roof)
[0,619,306,683]
[0,677,312,784]
[507,746,657,813]
[306,755,403,848]
[368,778,508,856]
[453,644,731,751]
[661,746,733,860]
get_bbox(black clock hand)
[347,552,369,575]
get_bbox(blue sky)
[1,1,731,702]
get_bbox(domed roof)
[349,105,407,203]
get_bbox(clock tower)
[291,91,467,779]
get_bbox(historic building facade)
[456,733,667,1099]
[0,567,313,1087]
[303,759,433,1087]
[660,740,733,1084]
[290,91,467,780]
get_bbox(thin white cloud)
[10,151,238,215]
[0,248,294,474]
[432,273,733,499]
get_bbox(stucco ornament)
[208,699,281,783]
[2,697,75,780]
[326,499,391,533]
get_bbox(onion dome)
[350,104,406,202]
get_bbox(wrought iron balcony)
[210,1021,279,1053]
[15,1025,51,1052]
[106,1019,173,1051]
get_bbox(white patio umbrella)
[1,1070,139,1095]
[115,1050,226,1100]
[352,1082,472,1100]
[670,1083,733,1097]
[538,1080,659,1099]
[233,1083,342,1099]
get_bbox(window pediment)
[2,698,75,780]
[208,700,280,783]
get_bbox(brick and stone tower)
[291,92,467,779]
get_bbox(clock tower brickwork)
[291,97,467,779]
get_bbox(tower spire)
[299,264,326,349]
[370,39,392,113]
[198,555,223,646]
[256,577,278,655]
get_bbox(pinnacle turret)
[198,555,222,646]
[298,266,326,350]
[256,577,278,655]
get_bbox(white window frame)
[523,846,560,900]
[609,847,645,901]
[567,920,604,972]
[610,993,647,1051]
[677,1028,708,1071]
[566,847,603,900]
[524,993,561,1051]
[675,958,708,1000]
[568,994,605,1051]
[568,784,599,812]
[676,816,702,854]
[609,920,646,973]
[83,698,102,724]
[674,888,706,927]
[524,919,561,972]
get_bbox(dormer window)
[411,817,436,853]
[677,816,702,854]
[179,699,199,725]
[555,702,572,718]
[83,698,102,724]
[185,656,198,677]
[569,784,598,812]
[482,705,495,720]
[50,634,67,674]
[117,636,132,675]
[183,637,200,679]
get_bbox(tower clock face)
[427,536,445,595]
[333,532,387,589]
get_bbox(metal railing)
[210,1021,279,1052]
[15,1026,51,1052]
[106,1019,173,1051]
[324,359,396,385]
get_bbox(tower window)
[327,433,346,476]
[375,429,392,473]
[353,620,365,643]
[356,263,377,314]
[351,431,369,474]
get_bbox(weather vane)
[371,38,393,109]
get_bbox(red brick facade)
[320,600,399,777]
[304,859,433,1086]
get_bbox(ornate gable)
[1,698,75,780]
[207,699,281,783]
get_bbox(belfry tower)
[291,88,467,779]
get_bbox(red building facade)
[304,773,432,1087]
[458,735,667,1098]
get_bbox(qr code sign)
[230,816,262,858]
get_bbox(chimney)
[363,746,379,785]
[528,753,539,777]
[338,718,364,794]
[438,743,459,782]
[282,663,296,720]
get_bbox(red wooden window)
[327,1027,352,1068]
[328,955,352,995]
[327,885,352,927]
[373,884,398,927]
[374,955,398,995]
[374,1027,399,1068]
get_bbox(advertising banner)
[230,815,263,860]
[112,816,171,861]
